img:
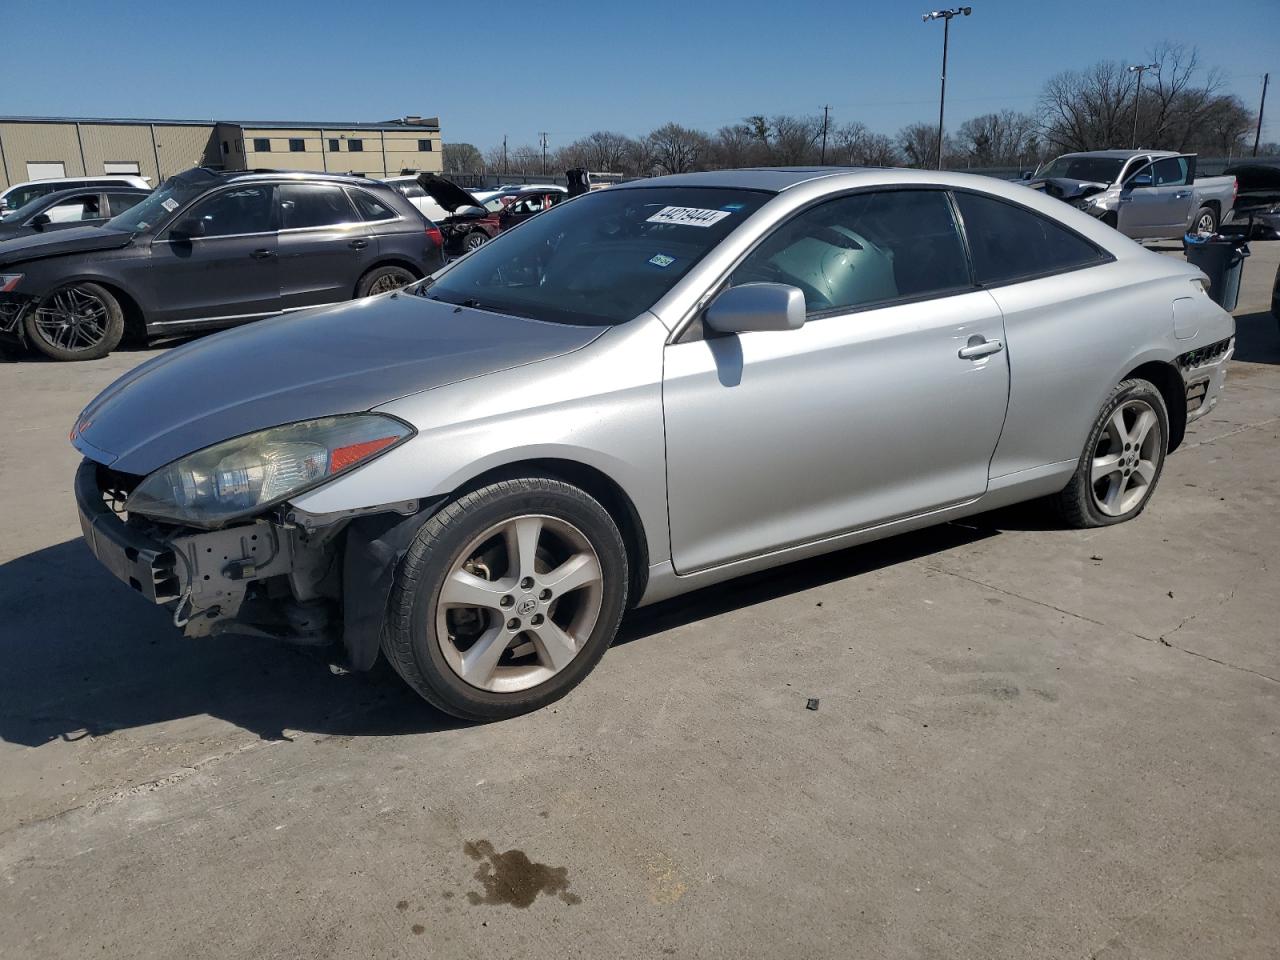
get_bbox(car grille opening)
[1177,337,1232,370]
[95,464,143,516]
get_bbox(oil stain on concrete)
[463,840,581,907]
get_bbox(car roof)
[176,167,397,189]
[614,167,873,193]
[1056,149,1179,160]
[4,174,147,190]
[33,185,150,203]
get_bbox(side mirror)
[455,204,486,218]
[705,282,806,334]
[1129,174,1153,189]
[172,217,206,238]
[1020,170,1033,180]
[30,213,51,229]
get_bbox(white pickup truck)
[1023,150,1236,239]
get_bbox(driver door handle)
[349,238,369,249]
[250,248,275,259]
[958,337,1004,360]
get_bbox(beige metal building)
[0,115,443,191]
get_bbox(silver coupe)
[72,167,1235,720]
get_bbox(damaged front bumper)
[1178,336,1233,422]
[74,459,436,667]
[0,292,33,339]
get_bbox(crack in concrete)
[927,567,1279,687]
[1179,415,1280,451]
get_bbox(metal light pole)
[922,7,971,170]
[1128,63,1158,149]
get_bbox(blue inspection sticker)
[720,202,745,212]
[648,253,676,268]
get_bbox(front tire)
[1051,378,1169,528]
[382,477,629,721]
[24,282,124,361]
[463,231,488,252]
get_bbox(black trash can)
[1183,234,1250,311]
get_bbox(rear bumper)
[1178,336,1233,423]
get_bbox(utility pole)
[820,105,831,165]
[1254,73,1270,157]
[539,132,549,175]
[1128,62,1158,149]
[502,134,508,175]
[922,7,972,171]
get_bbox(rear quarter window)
[954,191,1109,285]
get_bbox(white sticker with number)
[646,206,731,228]
[160,198,180,212]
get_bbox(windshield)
[2,182,61,213]
[1037,156,1126,184]
[0,193,56,223]
[104,178,199,233]
[414,187,770,326]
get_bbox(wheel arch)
[1122,360,1186,451]
[447,457,651,605]
[89,279,147,342]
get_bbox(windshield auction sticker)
[646,206,731,228]
[160,198,180,212]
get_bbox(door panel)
[277,183,374,310]
[663,290,1009,573]
[145,184,279,326]
[1118,157,1195,237]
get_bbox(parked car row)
[386,174,565,252]
[1,168,445,360]
[1024,149,1237,240]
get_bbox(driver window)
[1123,159,1153,186]
[1152,157,1189,187]
[44,195,96,223]
[183,186,274,237]
[728,190,971,316]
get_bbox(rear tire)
[381,477,629,721]
[1051,378,1169,528]
[356,265,416,298]
[1192,205,1217,236]
[24,282,124,361]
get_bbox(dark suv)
[0,168,445,361]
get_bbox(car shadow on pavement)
[618,521,1000,645]
[1232,310,1280,364]
[0,539,463,747]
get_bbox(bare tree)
[769,114,822,165]
[644,123,708,174]
[955,110,1041,166]
[506,144,543,173]
[709,123,765,168]
[442,142,484,175]
[559,130,635,172]
[1039,43,1253,154]
[898,123,955,168]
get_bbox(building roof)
[0,115,440,132]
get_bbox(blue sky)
[2,0,1276,150]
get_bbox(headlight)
[126,414,413,526]
[0,274,23,292]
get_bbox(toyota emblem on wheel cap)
[517,597,538,616]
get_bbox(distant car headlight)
[126,414,414,526]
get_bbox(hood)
[414,174,482,213]
[73,293,607,475]
[1022,177,1109,202]
[0,225,132,265]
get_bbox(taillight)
[425,226,444,247]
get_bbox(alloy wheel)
[1196,212,1215,235]
[1090,398,1163,517]
[434,514,604,693]
[32,287,109,352]
[368,272,410,295]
